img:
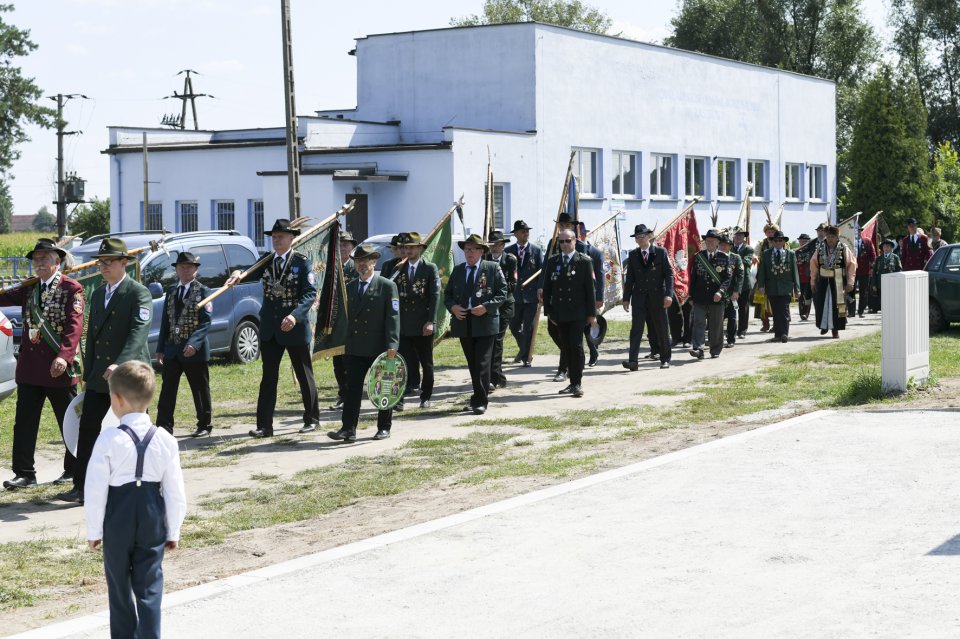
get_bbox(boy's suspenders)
[118,425,158,487]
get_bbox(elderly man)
[542,229,598,396]
[621,224,673,371]
[444,234,507,414]
[505,220,542,367]
[930,227,947,251]
[899,217,932,271]
[756,231,801,343]
[811,225,857,338]
[689,229,734,360]
[0,239,84,490]
[67,238,153,504]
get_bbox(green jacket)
[345,276,400,358]
[83,276,153,393]
[444,260,507,338]
[485,251,518,321]
[395,259,440,336]
[542,251,597,323]
[727,252,745,296]
[734,242,755,291]
[756,248,801,297]
[871,253,902,289]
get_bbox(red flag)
[657,209,702,305]
[861,212,881,247]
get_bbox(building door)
[346,193,368,241]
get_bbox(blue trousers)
[103,481,167,639]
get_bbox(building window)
[717,159,737,199]
[141,201,162,231]
[573,148,599,196]
[650,153,674,198]
[747,160,767,199]
[808,165,826,201]
[785,163,803,200]
[611,151,638,197]
[483,182,507,230]
[215,200,235,230]
[250,199,265,247]
[685,156,706,198]
[178,201,198,233]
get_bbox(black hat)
[906,217,919,226]
[816,222,827,231]
[264,219,301,236]
[94,237,134,259]
[798,233,811,240]
[881,238,896,249]
[390,234,403,247]
[732,227,746,236]
[823,225,840,236]
[487,230,508,244]
[511,220,531,233]
[719,233,734,245]
[584,315,607,346]
[631,224,654,237]
[771,231,789,241]
[26,238,66,261]
[339,231,359,246]
[555,212,576,225]
[351,243,381,261]
[402,231,427,247]
[458,233,488,250]
[174,251,201,266]
[702,228,723,241]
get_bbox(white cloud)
[64,43,89,56]
[201,59,246,75]
[610,19,670,45]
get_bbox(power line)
[162,69,213,130]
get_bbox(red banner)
[658,209,702,305]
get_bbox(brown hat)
[94,237,134,259]
[402,231,427,247]
[351,243,381,261]
[339,231,359,246]
[457,233,488,250]
[763,222,780,233]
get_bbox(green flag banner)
[421,211,454,344]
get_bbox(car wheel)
[231,320,260,363]
[930,299,946,333]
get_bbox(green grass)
[0,538,102,611]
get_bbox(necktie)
[709,252,714,260]
[358,281,367,299]
[563,254,570,267]
[409,264,415,281]
[39,283,47,308]
[519,245,525,264]
[275,255,284,273]
[466,265,475,289]
[105,285,114,307]
[642,250,648,264]
[175,284,185,314]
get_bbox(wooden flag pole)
[196,199,356,309]
[389,196,465,280]
[584,209,622,240]
[653,196,702,242]
[526,151,577,364]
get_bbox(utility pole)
[143,133,150,230]
[280,0,301,218]
[49,93,88,239]
[163,70,212,130]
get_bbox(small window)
[483,182,507,229]
[140,250,179,289]
[785,164,803,200]
[573,148,599,196]
[927,246,948,271]
[215,200,235,231]
[808,165,826,201]
[250,200,265,248]
[685,156,706,198]
[178,201,198,233]
[747,161,767,199]
[717,159,737,199]
[225,244,258,272]
[191,244,229,289]
[945,247,960,269]
[141,201,162,231]
[611,151,638,197]
[650,154,674,198]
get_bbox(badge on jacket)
[139,307,150,321]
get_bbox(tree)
[844,66,934,231]
[0,181,11,234]
[32,205,55,232]
[451,0,612,34]
[68,197,110,239]
[0,4,55,177]
[933,141,960,240]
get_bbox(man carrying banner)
[226,219,319,438]
[621,224,673,371]
[0,239,83,491]
[689,229,734,360]
[327,244,400,443]
[732,228,754,338]
[395,231,440,410]
[719,233,744,348]
[756,231,801,343]
[445,234,507,415]
[854,229,876,318]
[505,220,542,367]
[899,217,932,271]
[330,230,359,411]
[485,230,517,389]
[811,225,857,339]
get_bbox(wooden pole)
[388,196,465,280]
[196,199,356,309]
[653,196,702,242]
[1,242,158,294]
[526,151,577,364]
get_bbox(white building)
[105,22,836,247]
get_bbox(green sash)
[695,252,728,302]
[29,282,81,379]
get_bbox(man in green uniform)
[444,234,507,414]
[396,231,440,410]
[485,230,518,390]
[755,231,801,343]
[719,233,744,348]
[380,234,405,279]
[870,238,902,310]
[66,238,152,504]
[330,230,359,411]
[689,229,734,360]
[328,244,400,443]
[732,228,754,338]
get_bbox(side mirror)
[148,282,164,299]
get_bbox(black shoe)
[660,362,670,369]
[522,361,532,368]
[858,312,864,318]
[682,342,691,349]
[58,488,83,504]
[622,360,638,371]
[800,315,808,321]
[725,342,734,348]
[191,427,212,438]
[3,476,37,490]
[512,355,523,364]
[559,384,574,395]
[327,429,356,443]
[395,401,405,412]
[472,406,487,415]
[298,423,317,434]
[419,399,432,409]
[51,472,73,485]
[736,332,746,339]
[553,372,567,382]
[645,353,659,360]
[248,429,273,439]
[588,354,598,367]
[373,430,391,440]
[768,336,780,343]
[495,379,507,388]
[406,386,422,396]
[571,385,584,397]
[689,349,704,360]
[486,385,495,394]
[710,353,720,359]
[329,398,344,411]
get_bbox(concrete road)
[16,408,960,638]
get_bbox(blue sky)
[8,0,891,218]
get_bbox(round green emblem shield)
[366,352,408,410]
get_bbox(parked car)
[0,310,16,401]
[925,243,960,332]
[3,230,265,363]
[362,233,468,277]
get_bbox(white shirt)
[407,259,420,277]
[104,274,127,308]
[274,248,292,266]
[84,412,187,541]
[41,272,58,288]
[176,279,195,299]
[357,275,374,295]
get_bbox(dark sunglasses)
[558,239,574,244]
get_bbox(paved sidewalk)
[15,408,960,638]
